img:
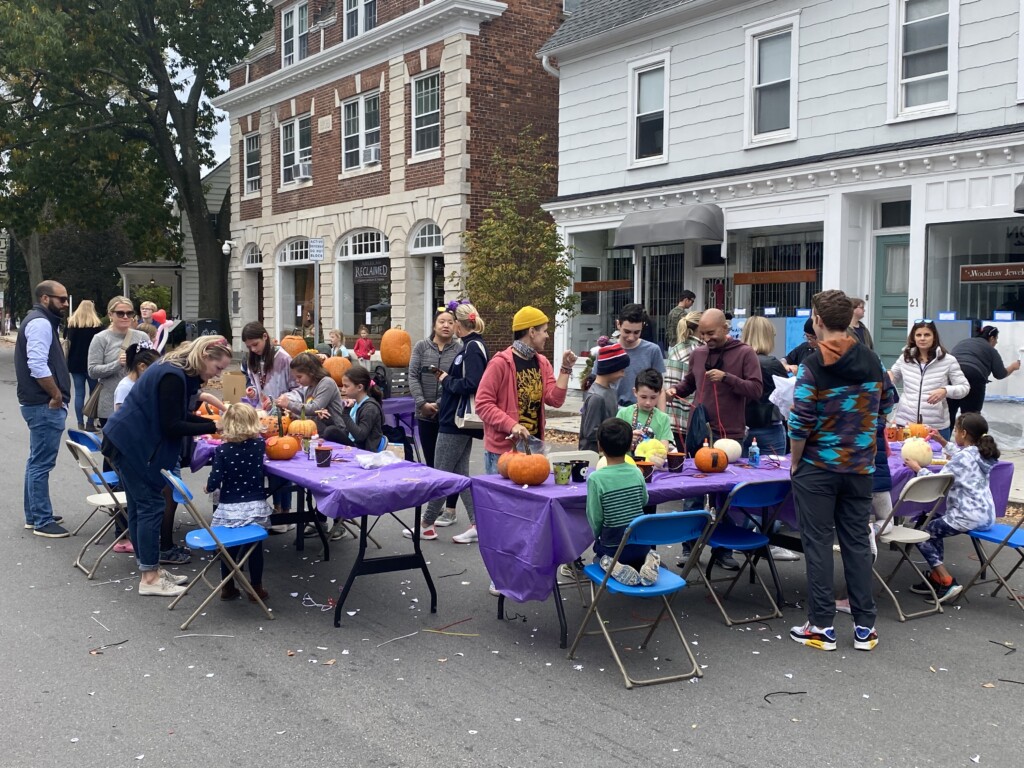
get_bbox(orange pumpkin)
[195,402,222,420]
[259,412,292,437]
[906,423,930,439]
[280,335,309,360]
[508,453,551,486]
[288,418,318,438]
[380,327,412,368]
[497,450,520,479]
[265,435,300,461]
[694,445,728,473]
[323,356,352,386]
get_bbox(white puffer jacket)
[889,347,970,429]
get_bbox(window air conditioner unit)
[362,145,381,164]
[563,0,582,13]
[295,162,313,180]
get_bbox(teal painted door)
[874,235,910,369]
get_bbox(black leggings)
[417,418,459,509]
[947,367,988,430]
[220,544,264,586]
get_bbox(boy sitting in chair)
[588,418,661,586]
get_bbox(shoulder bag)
[83,331,133,420]
[454,340,487,431]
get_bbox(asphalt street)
[1,342,1022,768]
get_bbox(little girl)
[113,345,160,411]
[353,325,375,362]
[322,366,384,452]
[205,403,272,602]
[904,412,1000,603]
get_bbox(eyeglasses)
[112,310,136,318]
[45,294,69,304]
[914,319,935,325]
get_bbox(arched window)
[339,230,388,259]
[279,238,310,263]
[243,244,262,269]
[410,222,443,254]
[337,229,390,335]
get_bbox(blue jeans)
[484,450,501,476]
[20,403,67,528]
[71,372,97,428]
[742,424,787,458]
[109,453,165,572]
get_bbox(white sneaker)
[401,526,437,541]
[488,582,501,597]
[769,545,801,562]
[159,568,188,585]
[138,574,187,597]
[329,521,350,541]
[558,562,583,580]
[451,526,478,544]
[268,523,295,535]
[434,508,458,527]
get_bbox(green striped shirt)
[586,462,649,537]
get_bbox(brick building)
[212,0,564,349]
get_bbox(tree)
[461,131,578,334]
[0,0,272,332]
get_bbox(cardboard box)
[220,370,248,405]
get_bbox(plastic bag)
[355,451,402,469]
[769,374,796,420]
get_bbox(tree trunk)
[180,196,229,337]
[20,230,43,292]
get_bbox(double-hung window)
[342,93,381,171]
[744,13,799,146]
[281,116,312,184]
[282,2,309,67]
[345,0,377,40]
[889,0,958,119]
[628,54,668,165]
[413,72,441,154]
[244,134,261,194]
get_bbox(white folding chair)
[66,429,121,535]
[66,441,130,579]
[959,515,1024,613]
[872,473,953,621]
[568,510,711,689]
[161,470,273,630]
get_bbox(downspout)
[541,54,560,79]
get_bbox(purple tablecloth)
[473,455,1014,603]
[190,438,468,520]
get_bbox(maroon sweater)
[673,338,763,440]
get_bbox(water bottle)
[748,437,761,468]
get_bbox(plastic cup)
[553,462,571,485]
[315,447,332,468]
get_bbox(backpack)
[372,365,391,400]
[685,402,712,458]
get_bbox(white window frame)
[412,71,441,156]
[409,222,443,255]
[344,0,377,41]
[626,52,669,168]
[244,133,261,195]
[886,0,959,122]
[341,92,381,172]
[243,244,263,269]
[743,12,800,148]
[282,1,309,67]
[280,115,313,186]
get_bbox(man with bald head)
[15,280,72,537]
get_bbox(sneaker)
[329,521,350,541]
[769,545,801,562]
[401,526,437,541]
[139,575,187,597]
[854,625,879,651]
[488,582,501,597]
[33,522,70,539]
[599,555,641,586]
[712,550,740,571]
[113,539,134,554]
[675,543,695,568]
[434,508,458,527]
[639,551,661,586]
[303,523,322,538]
[558,562,584,580]
[159,568,188,586]
[24,516,64,529]
[909,580,933,595]
[789,622,837,651]
[927,580,963,604]
[159,545,191,565]
[248,584,270,603]
[268,523,295,535]
[452,525,479,544]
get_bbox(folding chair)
[959,514,1024,613]
[567,510,711,689]
[872,473,953,621]
[160,470,273,630]
[65,441,130,579]
[67,429,121,535]
[684,480,789,626]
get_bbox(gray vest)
[15,305,71,406]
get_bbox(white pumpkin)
[900,437,933,467]
[595,455,636,471]
[714,438,743,463]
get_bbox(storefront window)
[926,218,1024,321]
[731,227,823,316]
[338,230,390,334]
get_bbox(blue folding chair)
[567,510,711,689]
[960,514,1024,614]
[161,470,273,630]
[685,480,789,626]
[67,429,121,535]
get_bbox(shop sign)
[959,263,1024,283]
[353,259,389,284]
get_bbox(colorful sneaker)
[909,578,934,595]
[927,580,963,604]
[599,555,641,586]
[854,625,878,651]
[451,525,479,544]
[434,508,458,527]
[639,551,661,586]
[401,525,437,541]
[789,622,837,651]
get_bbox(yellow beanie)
[512,306,550,332]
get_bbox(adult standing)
[15,280,72,537]
[102,337,232,596]
[665,290,697,347]
[408,307,463,526]
[788,290,892,653]
[663,310,701,450]
[64,299,104,431]
[889,320,969,439]
[87,297,150,428]
[403,303,486,543]
[947,325,1020,429]
[740,316,789,457]
[848,298,874,349]
[615,303,665,406]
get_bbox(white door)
[571,255,606,353]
